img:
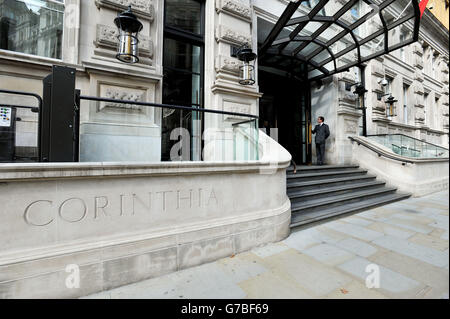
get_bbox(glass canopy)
[258,0,421,81]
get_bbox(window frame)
[0,0,79,65]
[162,0,205,161]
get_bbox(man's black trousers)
[316,143,326,165]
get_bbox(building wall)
[426,0,449,30]
[0,0,449,165]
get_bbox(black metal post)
[359,65,367,137]
[41,65,78,162]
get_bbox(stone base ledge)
[0,200,290,298]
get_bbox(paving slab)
[82,190,449,299]
[338,257,422,296]
[335,237,378,258]
[372,235,449,268]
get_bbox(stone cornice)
[95,0,155,21]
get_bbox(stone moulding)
[95,0,155,21]
[95,24,153,59]
[215,0,252,22]
[215,25,252,46]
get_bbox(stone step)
[288,180,387,202]
[287,169,368,182]
[290,192,411,228]
[287,175,377,192]
[291,186,398,214]
[286,165,360,174]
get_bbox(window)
[399,32,406,62]
[424,92,429,126]
[403,85,409,124]
[162,0,204,161]
[432,52,439,78]
[0,0,64,59]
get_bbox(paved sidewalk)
[84,190,449,299]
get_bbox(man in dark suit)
[312,116,330,166]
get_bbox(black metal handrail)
[78,94,259,120]
[0,89,42,162]
[0,89,43,110]
[349,136,414,165]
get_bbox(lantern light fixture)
[353,83,368,110]
[231,44,257,86]
[114,6,143,64]
[385,94,398,117]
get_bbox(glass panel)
[0,0,64,59]
[297,41,320,57]
[303,21,323,34]
[308,69,322,79]
[336,47,358,68]
[323,61,334,72]
[310,48,330,64]
[320,1,347,17]
[330,32,355,55]
[0,96,39,163]
[382,1,415,28]
[165,0,202,34]
[367,134,449,159]
[317,24,345,42]
[233,119,259,161]
[163,38,201,74]
[360,34,385,60]
[353,9,384,40]
[388,19,414,51]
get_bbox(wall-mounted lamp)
[231,44,257,85]
[385,94,398,117]
[114,6,143,64]
[353,83,368,110]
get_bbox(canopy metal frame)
[258,0,421,81]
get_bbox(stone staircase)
[287,165,411,228]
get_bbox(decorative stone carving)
[371,64,384,77]
[414,70,424,82]
[100,87,145,112]
[413,54,423,69]
[443,118,449,129]
[95,24,153,58]
[223,100,252,121]
[443,106,449,116]
[372,99,386,116]
[215,25,252,46]
[216,0,252,22]
[412,42,423,56]
[215,55,240,75]
[442,95,449,106]
[414,94,425,108]
[95,0,154,20]
[413,82,424,95]
[415,110,425,123]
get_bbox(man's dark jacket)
[312,123,330,144]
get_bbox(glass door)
[162,0,204,161]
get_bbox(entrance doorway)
[259,70,312,165]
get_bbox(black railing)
[0,89,42,162]
[78,94,259,119]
